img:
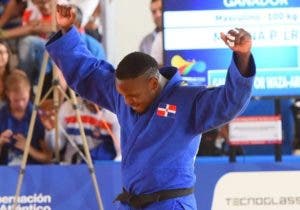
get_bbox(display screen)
[163,0,300,97]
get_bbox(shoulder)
[101,108,118,121]
[142,32,155,41]
[81,33,98,44]
[140,31,156,46]
[0,104,9,116]
[59,100,74,115]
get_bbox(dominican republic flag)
[156,103,177,118]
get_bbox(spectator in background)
[139,0,162,55]
[70,0,102,42]
[197,129,220,156]
[292,99,300,155]
[41,96,121,164]
[0,70,52,165]
[197,125,228,156]
[0,0,54,85]
[150,31,163,67]
[1,1,106,86]
[0,0,27,29]
[0,41,12,108]
[84,2,102,42]
[0,0,27,61]
[73,5,106,60]
[197,124,244,157]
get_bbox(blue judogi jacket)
[46,27,255,195]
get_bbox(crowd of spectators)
[0,0,121,166]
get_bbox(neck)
[155,27,162,33]
[11,109,25,120]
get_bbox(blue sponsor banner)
[1,157,300,210]
[0,163,122,210]
[208,68,300,96]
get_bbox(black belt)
[114,187,194,208]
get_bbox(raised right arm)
[46,4,119,112]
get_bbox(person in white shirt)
[139,0,162,55]
[43,96,121,164]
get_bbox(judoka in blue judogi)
[46,5,256,210]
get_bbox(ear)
[148,77,159,91]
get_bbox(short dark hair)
[116,52,159,80]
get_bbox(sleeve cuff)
[232,53,256,78]
[46,26,81,54]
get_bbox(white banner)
[229,116,282,145]
[212,171,300,210]
[164,7,300,50]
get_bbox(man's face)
[150,0,162,30]
[116,75,159,114]
[7,88,30,113]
